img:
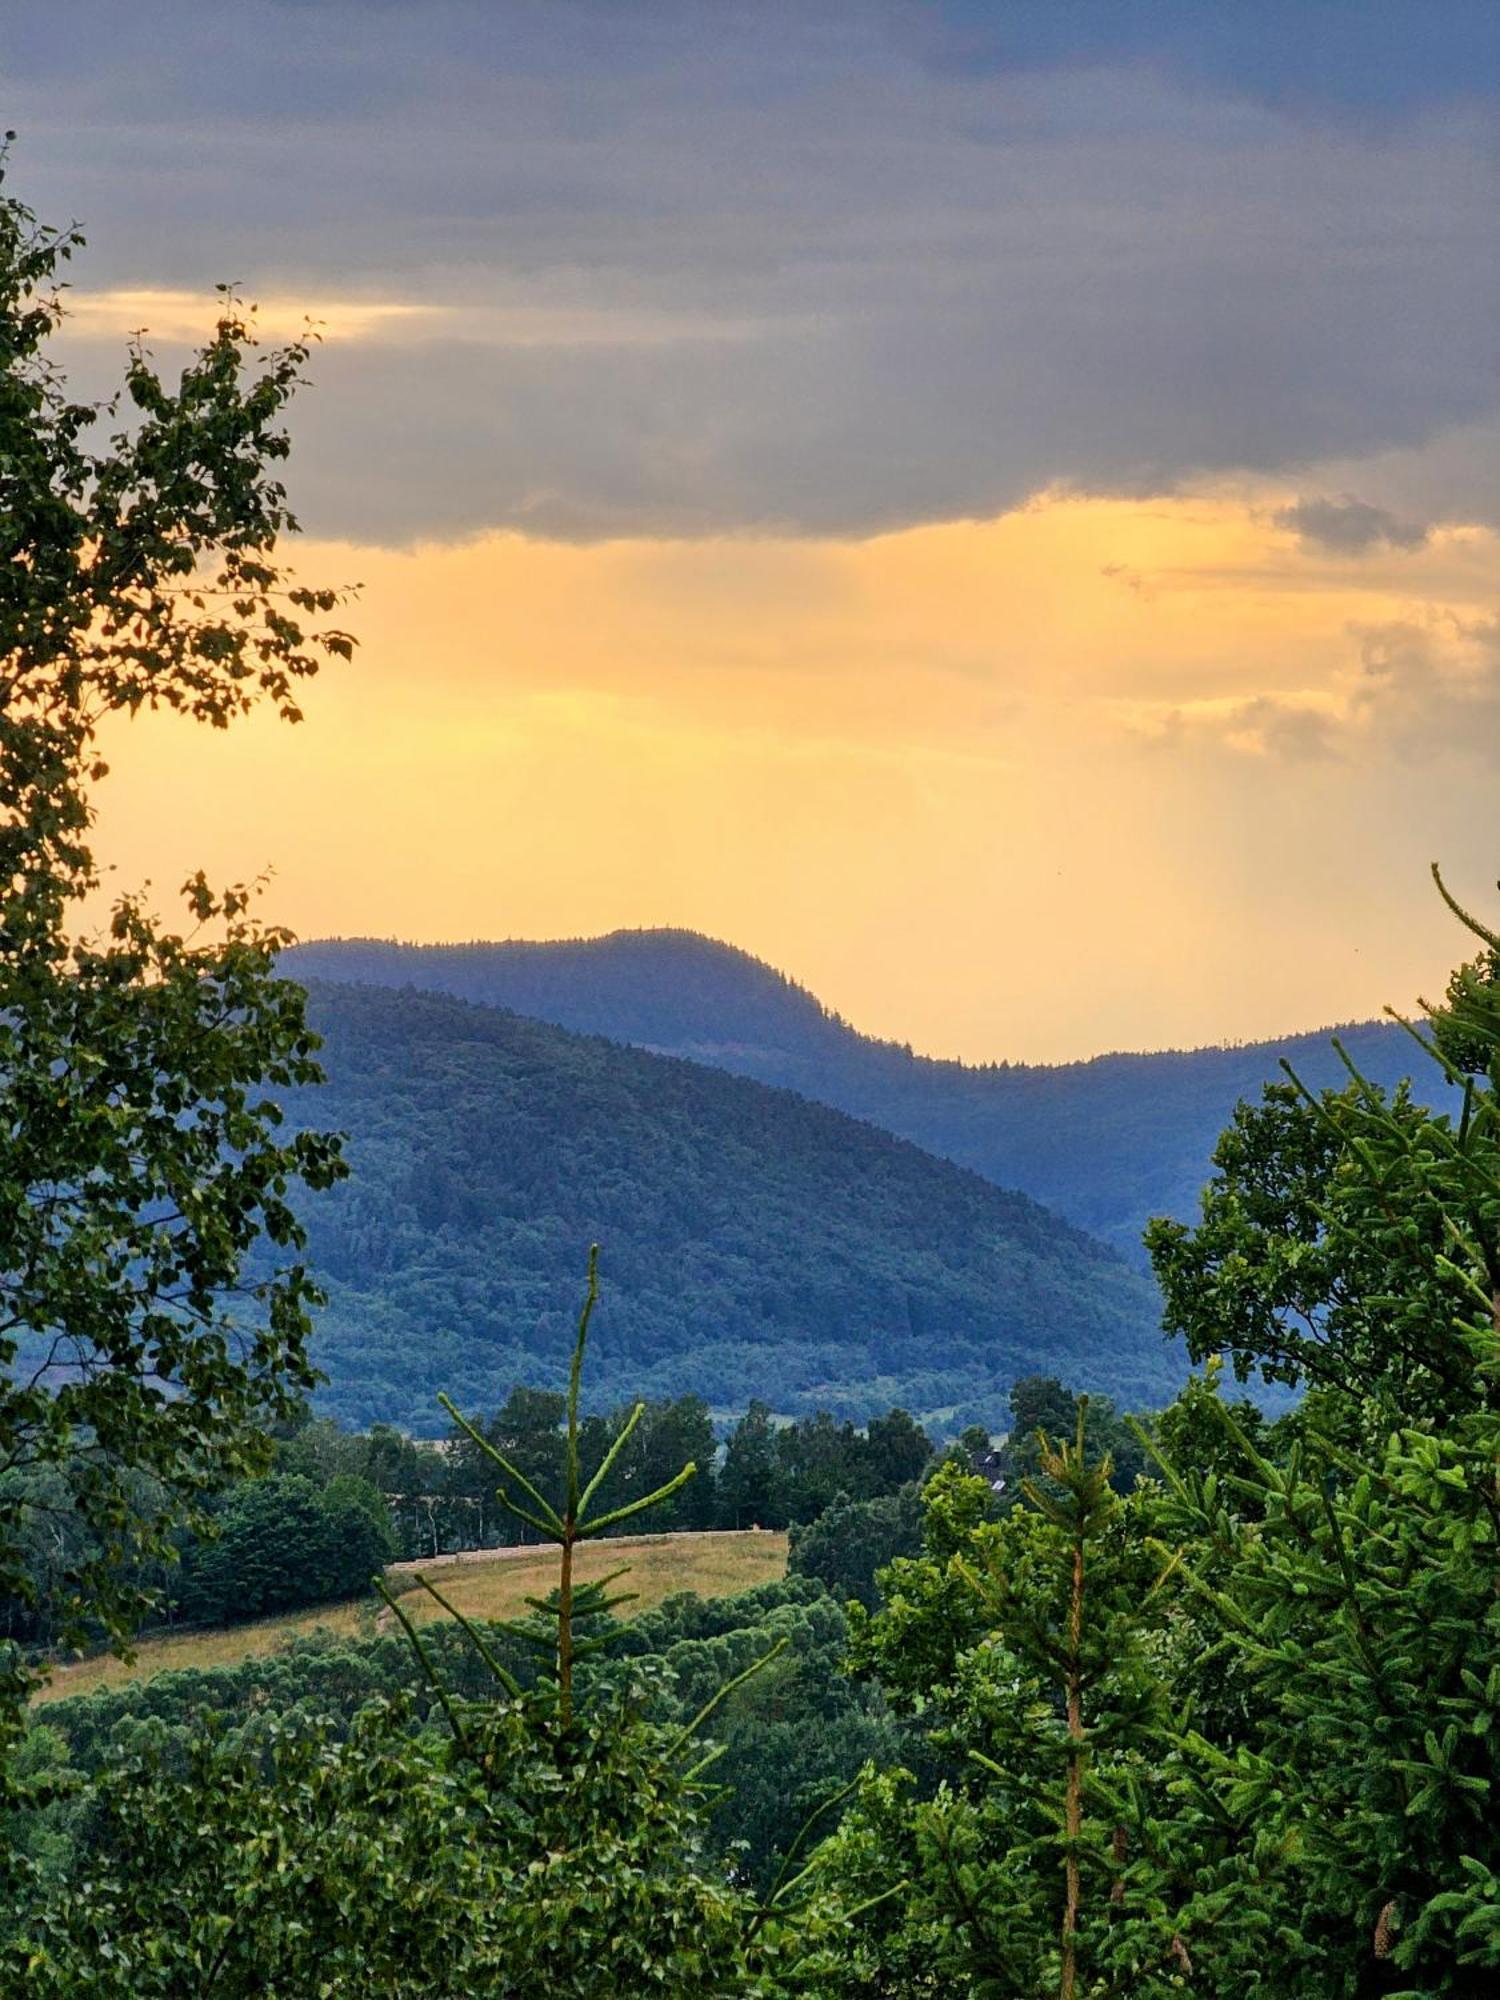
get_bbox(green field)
[36,1529,789,1704]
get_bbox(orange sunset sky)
[12,4,1500,1061]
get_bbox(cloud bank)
[7,1,1499,544]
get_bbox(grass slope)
[286,982,1175,1432]
[289,930,1430,1257]
[37,1530,788,1704]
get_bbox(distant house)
[963,1431,1008,1494]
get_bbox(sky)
[5,0,1500,1061]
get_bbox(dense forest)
[289,930,1432,1257]
[274,981,1174,1431]
[23,1576,911,1900]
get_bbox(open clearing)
[36,1529,788,1704]
[390,1528,788,1630]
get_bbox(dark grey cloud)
[8,1,1500,543]
[912,1,1500,120]
[1274,495,1431,556]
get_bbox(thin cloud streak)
[65,289,780,350]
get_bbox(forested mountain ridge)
[287,930,1424,1256]
[292,930,846,1064]
[286,981,1176,1432]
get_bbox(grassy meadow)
[36,1529,788,1704]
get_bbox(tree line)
[6,1356,1144,1648]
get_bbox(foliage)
[22,1690,779,1997]
[1135,871,1500,1991]
[174,1472,395,1626]
[28,1575,902,1900]
[285,980,1173,1431]
[992,1377,1148,1502]
[13,1256,859,1991]
[3,1388,933,1650]
[617,1578,909,1892]
[1146,1077,1487,1414]
[788,1486,924,1610]
[823,1420,1276,1998]
[287,932,1435,1259]
[820,870,1500,1997]
[0,149,350,1725]
[408,1387,931,1557]
[1148,865,1500,1423]
[1151,1385,1500,1994]
[393,1390,929,1556]
[14,863,1500,1994]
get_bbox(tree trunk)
[557,1529,575,1728]
[1061,1534,1085,2000]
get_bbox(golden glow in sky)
[21,7,1500,1063]
[93,490,1500,1062]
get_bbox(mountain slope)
[289,982,1176,1432]
[287,932,1426,1257]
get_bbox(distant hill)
[288,932,1427,1258]
[287,982,1176,1433]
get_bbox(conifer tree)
[1144,869,1500,1995]
[18,1256,857,1995]
[823,1414,1279,1997]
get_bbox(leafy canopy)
[0,145,352,1720]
